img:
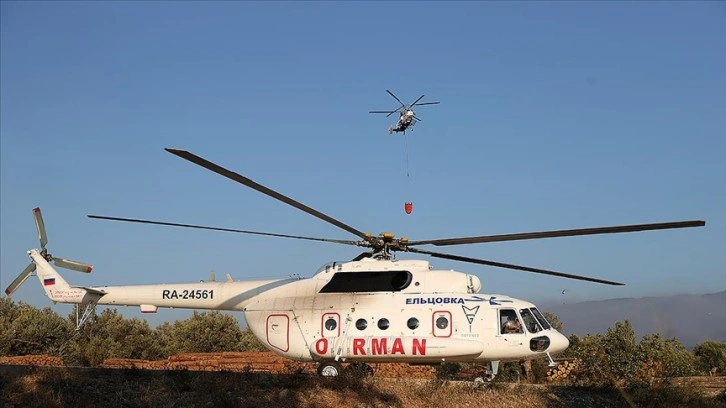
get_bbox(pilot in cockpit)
[502,314,523,334]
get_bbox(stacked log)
[546,359,579,383]
[0,354,64,366]
[374,363,436,379]
[100,351,437,378]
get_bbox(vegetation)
[1,296,725,407]
[0,298,266,364]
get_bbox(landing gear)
[317,361,343,377]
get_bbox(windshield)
[519,308,543,333]
[530,307,552,330]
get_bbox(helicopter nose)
[549,331,570,353]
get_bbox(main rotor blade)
[408,95,425,107]
[5,263,37,296]
[369,110,397,114]
[407,220,706,247]
[88,215,362,246]
[33,207,48,249]
[386,108,402,118]
[53,258,93,273]
[386,90,406,108]
[407,247,624,285]
[165,148,370,241]
[413,102,440,106]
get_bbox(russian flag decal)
[43,278,56,286]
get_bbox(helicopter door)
[497,308,524,348]
[321,312,340,338]
[432,311,452,337]
[266,314,290,352]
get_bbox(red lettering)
[371,338,388,355]
[392,338,405,355]
[413,338,427,355]
[353,338,366,355]
[315,338,328,355]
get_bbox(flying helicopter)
[369,90,440,134]
[6,148,706,378]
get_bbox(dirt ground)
[1,354,725,408]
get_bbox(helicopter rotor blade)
[5,263,37,296]
[386,108,403,118]
[87,215,363,246]
[408,95,425,107]
[407,247,624,286]
[33,207,48,249]
[386,90,406,109]
[407,220,706,247]
[413,101,440,106]
[168,148,371,241]
[369,110,397,114]
[53,258,93,273]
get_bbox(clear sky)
[1,1,724,325]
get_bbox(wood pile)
[101,352,312,374]
[0,354,64,366]
[546,359,579,383]
[672,375,726,397]
[101,351,436,378]
[373,363,435,379]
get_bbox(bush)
[693,341,726,376]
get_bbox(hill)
[540,291,726,348]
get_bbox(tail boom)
[30,249,104,304]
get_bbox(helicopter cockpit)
[499,307,552,335]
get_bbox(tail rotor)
[4,208,93,296]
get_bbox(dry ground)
[1,354,725,408]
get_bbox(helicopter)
[6,148,706,378]
[369,90,440,134]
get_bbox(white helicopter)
[369,90,440,134]
[6,148,706,378]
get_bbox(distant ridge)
[539,290,726,349]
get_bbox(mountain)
[538,291,726,349]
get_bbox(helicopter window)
[356,319,368,330]
[530,308,551,330]
[435,316,449,330]
[324,318,337,331]
[519,308,543,333]
[318,270,413,293]
[407,317,419,330]
[500,309,524,334]
[378,318,390,330]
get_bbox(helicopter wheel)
[344,362,374,378]
[317,361,344,377]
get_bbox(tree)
[0,297,21,355]
[65,308,164,366]
[1,300,71,356]
[601,320,639,384]
[636,333,700,379]
[156,311,246,354]
[543,311,563,332]
[693,341,726,376]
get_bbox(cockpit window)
[499,309,523,334]
[530,308,551,330]
[519,308,544,333]
[319,270,413,293]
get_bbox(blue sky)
[1,1,724,325]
